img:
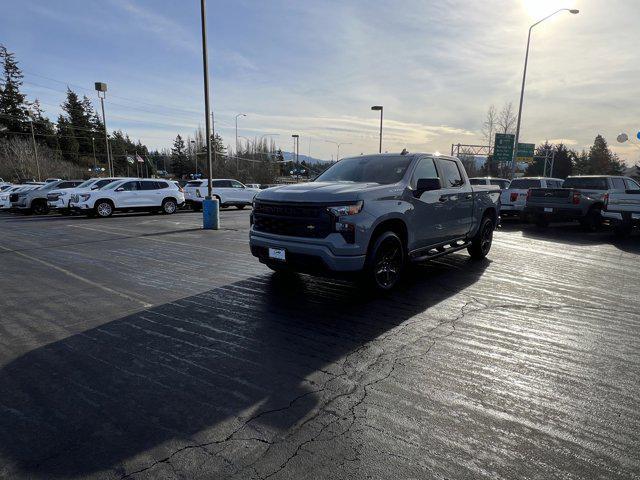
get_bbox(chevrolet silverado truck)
[524,175,638,230]
[249,153,500,290]
[602,181,640,237]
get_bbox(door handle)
[438,195,447,202]
[465,194,472,200]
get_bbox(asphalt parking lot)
[0,210,639,480]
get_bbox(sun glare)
[522,0,577,19]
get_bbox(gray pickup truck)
[524,175,638,230]
[602,181,640,236]
[249,153,500,289]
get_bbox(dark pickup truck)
[524,175,639,230]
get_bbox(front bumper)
[48,198,70,210]
[250,230,366,273]
[69,202,93,212]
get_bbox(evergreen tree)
[587,135,624,175]
[170,134,189,178]
[56,115,79,163]
[552,143,574,179]
[30,99,58,151]
[61,88,94,157]
[0,44,30,135]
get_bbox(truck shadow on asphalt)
[0,255,488,478]
[500,221,640,255]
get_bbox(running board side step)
[409,239,471,263]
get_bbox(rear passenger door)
[435,158,474,238]
[212,180,232,203]
[139,180,160,206]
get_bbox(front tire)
[237,204,246,210]
[365,231,405,291]
[32,201,49,216]
[95,200,114,218]
[468,215,495,260]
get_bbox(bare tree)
[481,105,497,149]
[497,102,516,134]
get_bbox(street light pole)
[292,134,300,182]
[510,8,579,179]
[199,0,218,229]
[371,106,383,153]
[95,82,112,176]
[91,137,97,174]
[324,140,352,162]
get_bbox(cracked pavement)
[0,210,639,479]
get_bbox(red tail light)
[510,192,518,202]
[572,191,581,205]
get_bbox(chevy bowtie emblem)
[306,224,315,230]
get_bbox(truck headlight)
[80,193,91,201]
[327,201,363,217]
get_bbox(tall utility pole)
[510,8,579,179]
[95,82,112,176]
[371,106,383,153]
[200,0,218,229]
[235,113,246,156]
[292,134,300,182]
[29,120,41,181]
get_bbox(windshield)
[509,179,542,189]
[563,177,608,190]
[315,155,412,184]
[76,180,95,189]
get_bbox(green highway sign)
[516,142,535,163]
[494,133,515,164]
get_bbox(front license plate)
[268,248,286,261]
[544,207,553,213]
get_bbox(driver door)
[115,181,141,207]
[407,157,447,249]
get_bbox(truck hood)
[256,181,390,203]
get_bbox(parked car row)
[0,177,263,218]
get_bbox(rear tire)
[614,222,633,238]
[364,231,405,291]
[580,207,602,232]
[534,215,549,228]
[32,201,49,216]
[468,216,495,260]
[237,204,246,210]
[94,200,114,218]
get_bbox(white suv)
[184,179,259,211]
[48,177,132,214]
[0,184,42,210]
[70,179,185,218]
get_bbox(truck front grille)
[253,201,332,238]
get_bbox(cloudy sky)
[2,0,639,163]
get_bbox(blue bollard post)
[202,198,219,230]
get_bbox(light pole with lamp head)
[324,140,352,162]
[95,82,112,176]
[371,105,383,153]
[510,8,579,179]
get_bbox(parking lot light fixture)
[371,106,383,153]
[510,8,579,179]
[94,82,112,177]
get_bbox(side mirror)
[91,185,99,190]
[115,187,125,192]
[415,178,441,197]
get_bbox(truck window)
[315,155,412,185]
[438,159,464,187]
[489,179,509,188]
[611,178,626,190]
[509,179,541,189]
[469,179,485,185]
[625,179,640,190]
[411,158,438,188]
[562,177,608,190]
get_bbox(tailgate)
[500,189,528,206]
[528,188,572,205]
